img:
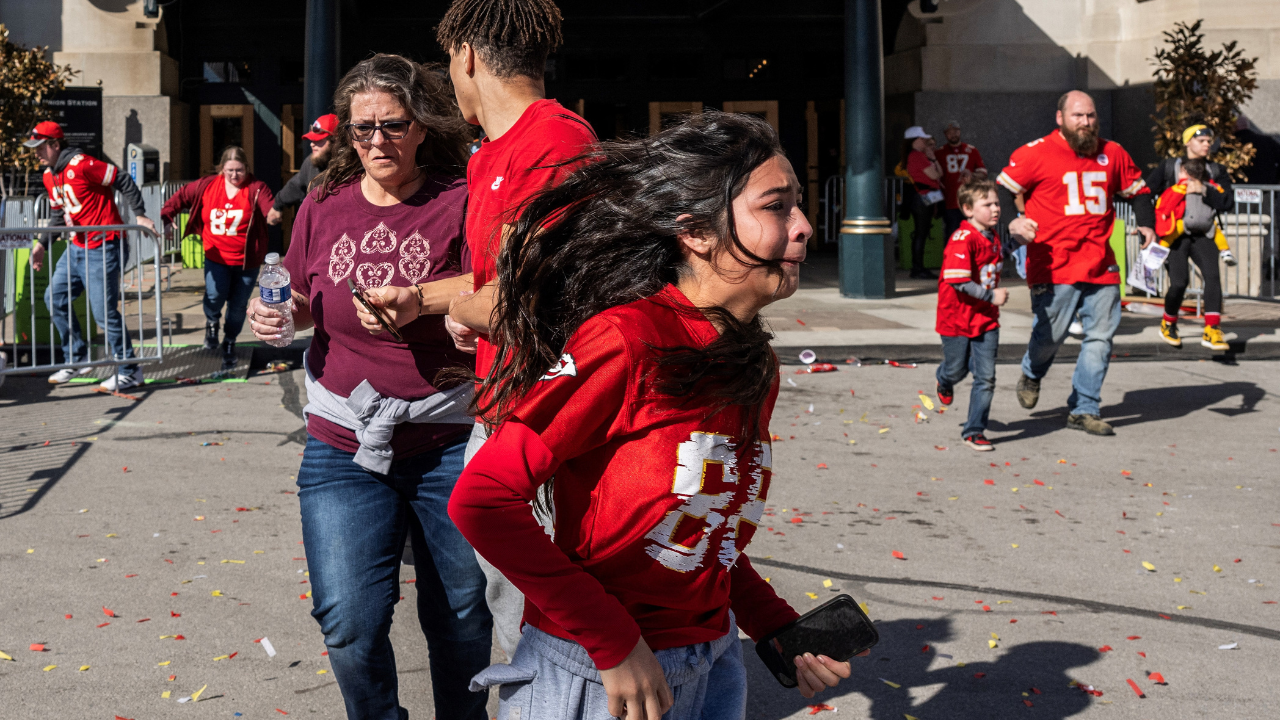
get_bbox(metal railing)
[819,175,905,245]
[1,223,166,382]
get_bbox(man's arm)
[111,167,155,233]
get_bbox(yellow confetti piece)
[213,655,230,661]
[106,533,117,538]
[1190,590,1207,595]
[948,496,958,500]
[1174,577,1182,583]
[253,550,265,554]
[158,660,171,666]
[191,684,207,702]
[806,592,819,599]
[906,715,920,720]
[918,394,935,411]
[843,420,854,424]
[26,549,33,554]
[990,633,999,640]
[988,640,998,649]
[956,662,966,667]
[997,600,1012,604]
[1214,565,1223,573]
[220,559,245,564]
[879,428,890,434]
[162,691,171,699]
[859,602,870,615]
[0,651,12,661]
[1177,605,1192,610]
[1156,512,1163,516]
[79,665,90,672]
[881,679,901,688]
[823,579,833,588]
[160,635,175,639]
[764,577,770,583]
[859,412,868,422]
[1142,561,1156,572]
[211,590,223,597]
[43,665,57,672]
[1011,544,1019,548]
[848,440,857,445]
[1011,487,1018,493]
[317,669,328,674]
[197,561,205,565]
[1236,485,1243,489]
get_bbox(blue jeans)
[298,434,492,720]
[1020,283,1121,417]
[937,328,998,439]
[203,259,257,340]
[44,240,136,372]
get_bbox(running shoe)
[100,368,144,392]
[963,434,994,451]
[48,367,93,384]
[204,323,219,351]
[1220,249,1237,267]
[1159,319,1181,347]
[936,382,954,407]
[1066,413,1114,436]
[1016,374,1040,409]
[1068,319,1084,336]
[1201,325,1230,351]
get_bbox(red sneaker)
[964,434,994,451]
[936,383,954,407]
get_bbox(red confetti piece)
[64,614,72,619]
[973,672,986,679]
[1264,601,1277,604]
[276,711,289,716]
[1148,672,1166,684]
[1126,678,1145,698]
[171,592,179,597]
[125,574,138,578]
[1055,510,1064,517]
[922,645,930,653]
[300,594,309,600]
[795,319,806,326]
[1010,619,1018,623]
[102,607,116,617]
[29,644,45,651]
[228,652,238,659]
[916,624,925,630]
[235,507,249,512]
[891,550,906,560]
[164,558,174,564]
[96,622,110,628]
[1159,614,1172,620]
[805,705,835,715]
[321,651,328,656]
[168,674,175,681]
[790,517,803,524]
[982,606,992,612]
[983,479,995,485]
[171,611,181,617]
[1098,645,1113,652]
[1041,611,1057,616]
[1033,479,1044,486]
[931,596,944,601]
[174,635,185,640]
[1235,558,1242,563]
[815,463,828,470]
[123,467,128,473]
[136,618,150,623]
[1030,687,1041,694]
[116,716,136,720]
[1137,652,1146,658]
[1126,636,1141,640]
[1121,470,1131,476]
[1023,700,1034,707]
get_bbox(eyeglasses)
[345,121,412,143]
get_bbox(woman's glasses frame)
[344,121,413,143]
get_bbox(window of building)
[202,61,253,85]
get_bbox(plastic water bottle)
[259,252,294,347]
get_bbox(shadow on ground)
[746,618,1100,719]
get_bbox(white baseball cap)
[904,126,931,140]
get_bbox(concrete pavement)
[3,355,1278,719]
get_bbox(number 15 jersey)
[997,131,1147,286]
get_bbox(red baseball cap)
[24,120,64,148]
[302,114,338,141]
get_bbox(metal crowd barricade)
[0,223,165,382]
[818,175,906,245]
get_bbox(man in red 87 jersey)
[25,121,155,390]
[997,92,1157,436]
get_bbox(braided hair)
[435,0,564,79]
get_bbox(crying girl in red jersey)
[448,113,861,720]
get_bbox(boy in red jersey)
[450,112,856,720]
[998,91,1156,436]
[936,178,1008,451]
[26,121,156,391]
[938,121,988,241]
[352,0,596,658]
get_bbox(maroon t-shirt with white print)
[285,173,475,460]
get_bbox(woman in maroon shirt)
[247,54,490,720]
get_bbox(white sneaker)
[1068,320,1085,336]
[99,368,143,391]
[49,366,93,384]
[1220,249,1237,267]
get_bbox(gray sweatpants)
[470,615,747,720]
[465,421,527,660]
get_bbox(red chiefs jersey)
[997,131,1148,286]
[939,142,986,209]
[450,284,797,668]
[937,221,1003,337]
[201,178,254,266]
[42,153,124,249]
[466,100,596,381]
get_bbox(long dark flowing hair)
[477,111,786,436]
[314,54,473,200]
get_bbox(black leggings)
[1164,232,1222,317]
[909,193,936,271]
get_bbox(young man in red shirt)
[936,178,1008,451]
[26,121,156,391]
[998,91,1157,436]
[356,0,596,659]
[938,121,988,242]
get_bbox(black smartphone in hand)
[755,594,879,688]
[347,278,405,342]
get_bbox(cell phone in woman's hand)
[755,594,879,688]
[347,278,405,342]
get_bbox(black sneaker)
[936,382,954,407]
[203,323,219,351]
[220,338,238,369]
[1016,374,1040,409]
[963,434,994,451]
[1067,413,1114,436]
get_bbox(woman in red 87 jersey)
[449,113,862,720]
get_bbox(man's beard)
[1062,124,1099,156]
[312,148,331,171]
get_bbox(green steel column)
[839,0,893,298]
